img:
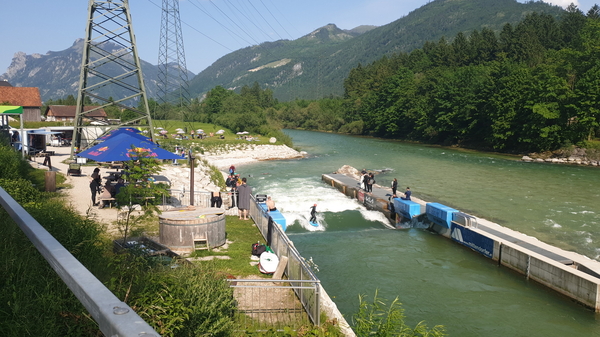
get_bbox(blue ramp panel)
[258,204,287,231]
[393,198,421,219]
[426,203,458,228]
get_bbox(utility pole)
[72,0,154,158]
[188,147,195,206]
[157,0,191,121]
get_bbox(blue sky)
[1,0,595,75]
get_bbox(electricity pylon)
[157,0,191,120]
[72,0,154,157]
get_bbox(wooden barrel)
[159,208,226,251]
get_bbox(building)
[0,84,42,122]
[45,105,108,123]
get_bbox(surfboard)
[258,252,279,274]
[309,221,318,227]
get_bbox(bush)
[353,290,445,337]
[0,143,31,180]
[128,264,237,337]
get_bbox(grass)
[189,216,269,277]
[120,213,268,277]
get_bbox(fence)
[227,279,318,331]
[162,189,321,328]
[248,195,321,326]
[0,187,159,337]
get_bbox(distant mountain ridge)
[187,0,564,101]
[1,39,195,102]
[2,0,564,102]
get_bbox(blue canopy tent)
[77,133,183,162]
[98,127,146,142]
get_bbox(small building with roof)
[45,105,108,123]
[0,84,42,122]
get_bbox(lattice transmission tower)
[72,0,154,157]
[157,0,191,119]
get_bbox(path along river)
[239,129,600,336]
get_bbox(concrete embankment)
[322,168,600,312]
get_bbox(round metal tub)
[159,208,226,251]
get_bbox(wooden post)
[189,148,194,206]
[45,171,56,192]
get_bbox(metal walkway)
[325,173,576,266]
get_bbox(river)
[239,129,600,336]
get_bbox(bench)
[99,197,116,208]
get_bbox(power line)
[245,0,284,40]
[224,0,273,42]
[146,0,235,51]
[259,0,294,40]
[208,0,262,45]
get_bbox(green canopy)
[0,106,23,114]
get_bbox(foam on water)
[253,176,390,230]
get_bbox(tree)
[115,150,170,245]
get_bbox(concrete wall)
[323,172,600,312]
[499,241,600,311]
[458,224,600,312]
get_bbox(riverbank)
[200,144,305,170]
[522,146,600,166]
[39,144,304,226]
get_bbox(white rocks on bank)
[201,144,304,170]
[160,144,305,193]
[522,155,599,166]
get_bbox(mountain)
[2,0,564,103]
[0,39,195,102]
[188,0,564,101]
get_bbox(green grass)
[189,216,270,277]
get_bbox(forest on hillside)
[273,5,600,153]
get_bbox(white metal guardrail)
[0,187,160,337]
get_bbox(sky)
[1,0,596,75]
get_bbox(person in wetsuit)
[309,204,317,223]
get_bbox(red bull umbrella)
[77,133,183,162]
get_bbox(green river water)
[240,129,600,336]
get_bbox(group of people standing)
[360,169,376,192]
[361,169,412,202]
[225,166,252,220]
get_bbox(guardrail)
[453,211,479,228]
[0,187,160,337]
[249,196,321,325]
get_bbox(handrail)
[249,196,321,325]
[454,211,479,228]
[0,187,159,337]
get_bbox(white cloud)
[538,0,579,8]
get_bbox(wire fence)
[248,196,321,326]
[227,279,317,331]
[160,189,321,328]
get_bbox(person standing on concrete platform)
[237,177,252,220]
[388,194,397,223]
[400,187,411,201]
[391,178,398,196]
[367,173,375,192]
[360,170,368,190]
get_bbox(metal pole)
[189,147,194,206]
